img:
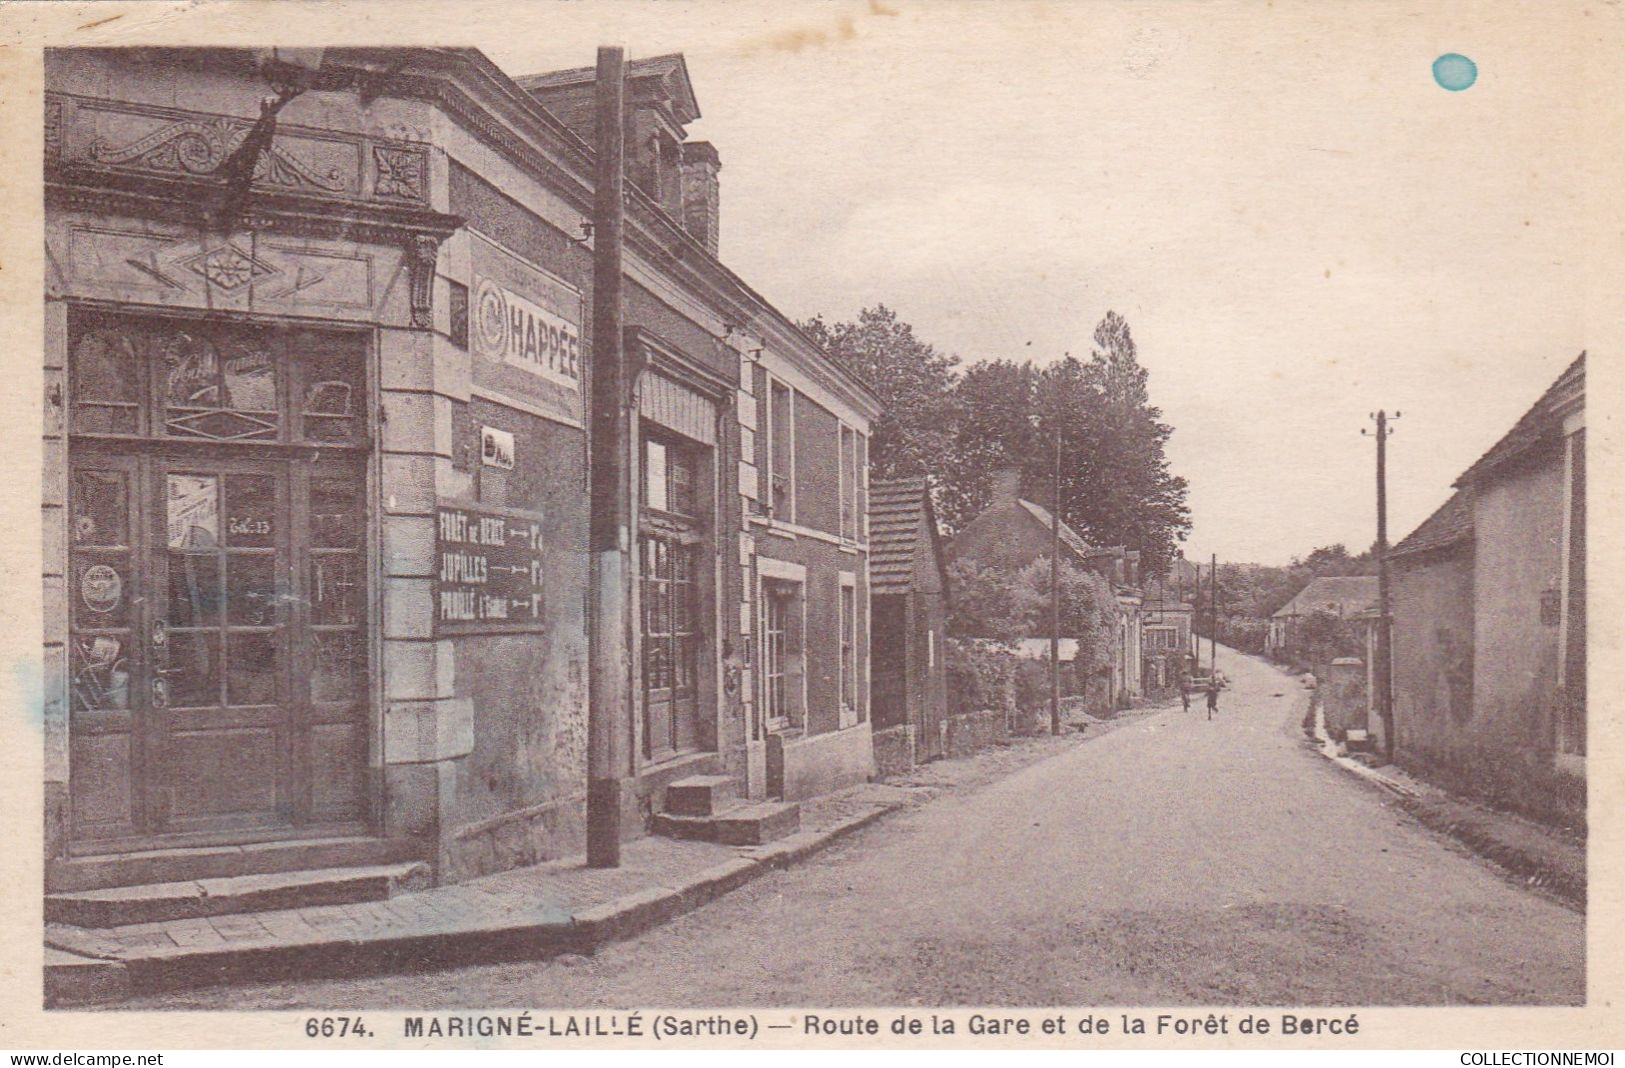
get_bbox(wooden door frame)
[61,304,381,854]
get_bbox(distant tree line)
[802,306,1190,576]
[1189,544,1377,658]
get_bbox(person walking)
[1180,683,1191,714]
[1206,681,1219,720]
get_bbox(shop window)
[644,433,699,517]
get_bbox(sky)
[481,1,1606,566]
[43,0,1606,566]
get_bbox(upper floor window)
[766,378,795,522]
[839,425,856,542]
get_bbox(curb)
[46,799,907,1007]
[1308,708,1584,910]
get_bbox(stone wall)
[871,724,916,777]
[945,708,1009,759]
[1322,658,1368,739]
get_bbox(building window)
[761,578,803,729]
[766,378,794,521]
[839,424,856,541]
[643,432,698,517]
[840,579,857,714]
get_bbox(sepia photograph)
[6,0,1621,1053]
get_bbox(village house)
[1264,576,1379,663]
[42,45,879,918]
[866,478,950,773]
[1138,569,1195,695]
[1389,354,1584,826]
[947,468,1143,707]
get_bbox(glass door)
[65,309,371,850]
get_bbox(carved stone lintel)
[408,232,444,330]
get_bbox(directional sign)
[433,502,545,634]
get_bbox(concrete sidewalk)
[45,781,923,1007]
[1309,702,1585,910]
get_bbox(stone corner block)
[384,696,474,764]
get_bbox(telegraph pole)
[1192,563,1200,664]
[1365,410,1400,762]
[586,46,628,867]
[1209,552,1217,676]
[1049,425,1062,736]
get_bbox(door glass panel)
[166,632,220,707]
[297,332,365,443]
[227,554,278,626]
[219,338,277,413]
[166,552,220,627]
[70,330,141,435]
[224,474,276,548]
[310,555,359,625]
[163,328,278,441]
[167,474,219,549]
[310,479,360,548]
[312,632,360,703]
[73,470,130,548]
[163,331,221,407]
[71,634,132,712]
[227,632,280,705]
[74,555,131,627]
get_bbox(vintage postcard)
[0,0,1621,1055]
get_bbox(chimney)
[991,466,1023,504]
[679,141,721,256]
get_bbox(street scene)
[33,4,1593,1022]
[118,645,1583,1009]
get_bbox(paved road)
[130,647,1584,1008]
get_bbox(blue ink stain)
[1433,53,1477,91]
[15,659,44,727]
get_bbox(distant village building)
[1265,576,1380,662]
[1390,354,1584,826]
[1139,570,1195,694]
[866,478,950,771]
[42,47,879,909]
[948,469,1144,707]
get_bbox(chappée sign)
[469,231,586,428]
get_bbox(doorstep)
[46,781,924,1007]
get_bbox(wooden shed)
[868,478,950,766]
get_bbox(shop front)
[64,311,374,850]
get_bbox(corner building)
[43,47,879,896]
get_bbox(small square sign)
[480,425,516,470]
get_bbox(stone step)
[651,801,801,846]
[662,775,740,817]
[49,836,426,893]
[45,862,432,928]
